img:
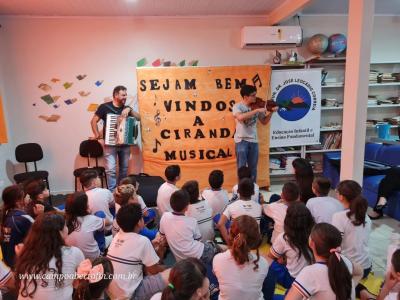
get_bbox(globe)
[328,33,347,54]
[307,34,329,54]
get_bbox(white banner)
[270,69,321,147]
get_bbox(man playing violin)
[232,84,278,182]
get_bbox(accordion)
[105,114,140,146]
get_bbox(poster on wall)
[270,69,321,147]
[0,94,8,143]
[137,65,271,189]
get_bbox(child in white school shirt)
[213,215,269,300]
[377,249,400,300]
[231,166,260,203]
[262,182,299,244]
[65,192,112,260]
[80,169,114,232]
[306,177,343,224]
[156,165,180,216]
[332,180,372,298]
[286,223,356,300]
[217,178,262,245]
[159,189,220,265]
[107,203,169,300]
[182,180,214,242]
[264,202,315,299]
[201,169,229,217]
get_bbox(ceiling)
[0,0,399,17]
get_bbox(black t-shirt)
[95,101,130,138]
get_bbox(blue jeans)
[235,140,259,182]
[104,145,131,191]
[263,261,295,300]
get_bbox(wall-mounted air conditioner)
[241,26,302,48]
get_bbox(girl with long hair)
[264,202,315,298]
[332,180,372,297]
[292,158,316,203]
[150,258,209,300]
[15,212,84,299]
[73,257,114,300]
[286,223,353,300]
[1,185,34,267]
[213,215,269,300]
[65,192,108,259]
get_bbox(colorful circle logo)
[276,84,312,121]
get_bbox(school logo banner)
[270,69,321,147]
[137,66,271,189]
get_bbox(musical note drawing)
[252,73,262,88]
[154,110,161,126]
[152,139,161,153]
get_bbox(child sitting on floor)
[201,170,229,217]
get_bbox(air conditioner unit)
[241,26,302,48]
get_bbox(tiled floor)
[266,184,400,277]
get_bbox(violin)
[250,97,279,112]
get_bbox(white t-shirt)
[150,293,162,300]
[292,256,354,300]
[65,215,104,259]
[18,246,84,300]
[156,182,178,215]
[201,188,229,216]
[112,196,148,236]
[159,212,204,261]
[306,196,344,224]
[332,209,371,269]
[263,201,288,243]
[213,250,269,300]
[186,201,214,242]
[223,199,262,224]
[85,187,114,231]
[107,231,160,299]
[271,232,312,278]
[232,183,260,203]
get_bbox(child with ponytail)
[74,257,114,300]
[332,180,372,297]
[213,215,269,300]
[264,202,315,299]
[286,223,354,300]
[150,258,209,300]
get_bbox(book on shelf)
[321,132,342,149]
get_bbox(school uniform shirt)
[213,250,269,300]
[18,246,84,300]
[223,199,262,224]
[156,182,178,215]
[292,256,355,300]
[306,196,344,224]
[271,232,312,278]
[112,197,148,236]
[201,188,229,216]
[85,187,114,231]
[263,201,288,244]
[159,212,204,261]
[1,209,34,267]
[186,200,214,242]
[106,230,160,299]
[332,209,372,269]
[65,215,105,260]
[150,293,162,300]
[232,183,260,203]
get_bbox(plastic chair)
[73,140,108,191]
[14,143,51,201]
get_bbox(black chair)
[14,143,51,200]
[73,140,108,191]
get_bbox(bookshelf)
[269,59,400,178]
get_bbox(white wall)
[0,15,398,193]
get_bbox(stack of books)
[369,70,379,83]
